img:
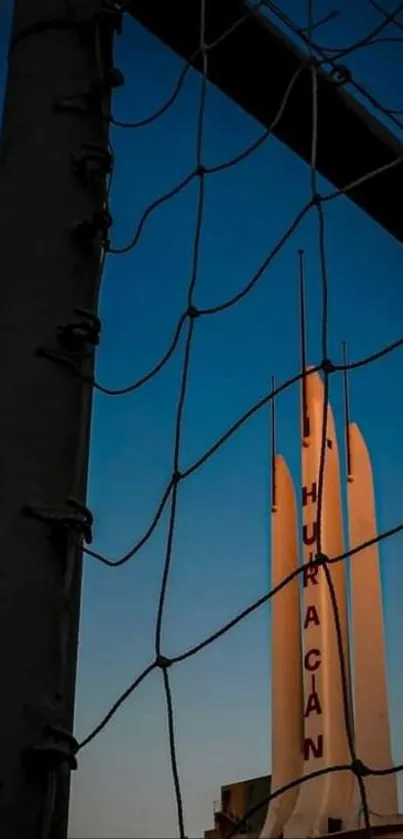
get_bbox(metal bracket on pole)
[54,68,124,114]
[71,143,113,186]
[96,1,124,35]
[36,309,101,375]
[21,498,94,546]
[70,209,113,246]
[24,725,78,775]
[57,308,101,353]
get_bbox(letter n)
[303,734,323,761]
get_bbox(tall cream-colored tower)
[346,419,398,826]
[260,256,400,839]
[283,370,354,838]
[260,447,303,839]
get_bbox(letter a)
[304,691,322,718]
[304,604,320,629]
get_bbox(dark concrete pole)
[0,1,118,835]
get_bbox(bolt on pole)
[0,1,121,836]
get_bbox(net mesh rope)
[63,2,403,837]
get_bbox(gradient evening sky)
[1,1,403,836]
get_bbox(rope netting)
[64,1,403,837]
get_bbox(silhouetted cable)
[368,0,403,36]
[84,479,174,567]
[312,2,403,58]
[161,667,185,839]
[205,62,308,174]
[109,171,196,255]
[325,155,403,200]
[317,34,403,52]
[113,1,266,128]
[91,311,188,396]
[199,202,313,315]
[110,62,192,129]
[76,662,157,752]
[183,366,320,480]
[335,336,403,369]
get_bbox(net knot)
[321,357,335,374]
[312,192,322,206]
[172,470,182,484]
[351,758,371,777]
[197,164,206,177]
[313,552,329,567]
[156,654,172,670]
[188,305,200,319]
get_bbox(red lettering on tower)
[304,604,320,629]
[302,482,317,507]
[303,415,311,439]
[301,423,324,768]
[304,649,321,671]
[303,563,319,588]
[304,676,322,717]
[303,522,317,546]
[303,734,323,760]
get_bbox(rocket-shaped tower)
[343,345,398,828]
[260,382,303,839]
[261,254,399,838]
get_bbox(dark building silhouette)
[204,775,271,839]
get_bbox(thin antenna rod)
[298,249,309,438]
[271,375,277,510]
[342,341,352,479]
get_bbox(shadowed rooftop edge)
[128,0,403,244]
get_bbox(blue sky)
[1,2,403,837]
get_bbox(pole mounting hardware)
[97,1,124,34]
[70,209,113,245]
[71,143,113,185]
[54,68,124,114]
[24,725,78,774]
[57,308,101,354]
[22,498,94,546]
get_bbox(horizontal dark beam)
[128,0,403,244]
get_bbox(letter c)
[304,648,321,671]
